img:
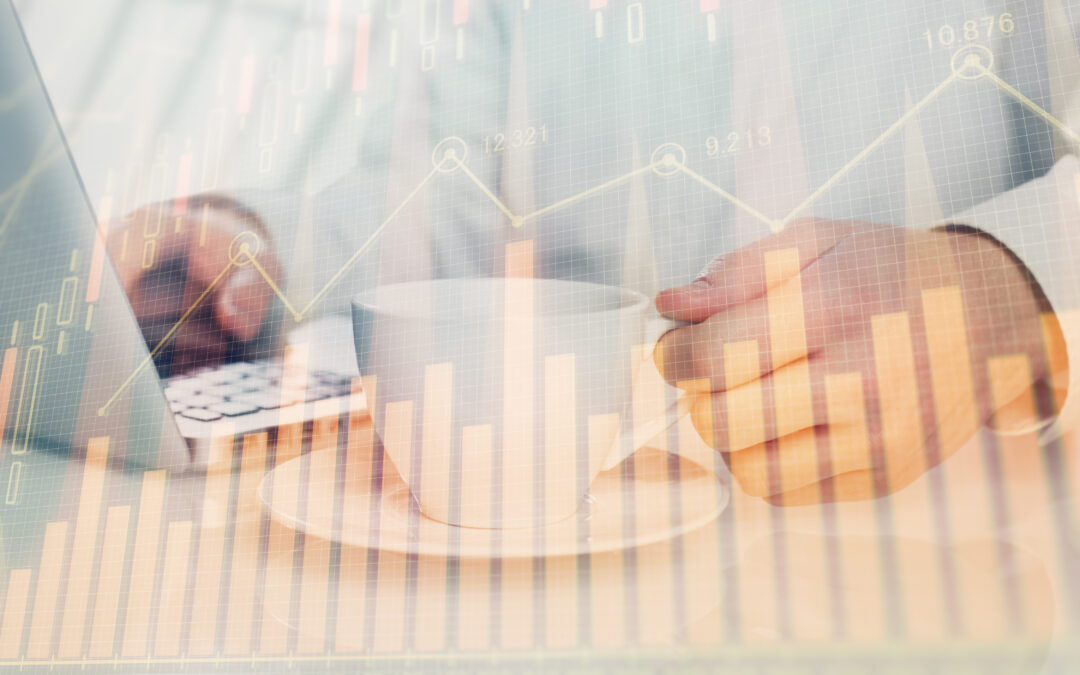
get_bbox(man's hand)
[107,196,283,376]
[656,218,1065,506]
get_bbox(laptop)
[0,0,362,469]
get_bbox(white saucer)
[259,446,727,559]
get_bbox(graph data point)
[228,231,261,265]
[952,44,993,80]
[511,215,524,228]
[432,137,468,172]
[650,143,686,176]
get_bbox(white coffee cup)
[352,278,686,528]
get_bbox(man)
[108,1,1077,505]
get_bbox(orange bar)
[414,520,449,651]
[501,557,534,650]
[1040,312,1069,415]
[988,354,1056,638]
[921,287,1002,637]
[0,348,18,447]
[457,424,492,651]
[1040,311,1079,532]
[58,436,109,657]
[259,347,309,655]
[502,241,535,530]
[764,249,832,641]
[544,555,577,648]
[417,363,453,525]
[372,401,412,653]
[505,239,534,279]
[121,470,167,657]
[297,399,342,654]
[26,521,68,658]
[154,520,193,656]
[260,432,303,654]
[922,287,981,472]
[187,427,234,655]
[824,373,885,641]
[224,432,268,655]
[277,342,310,433]
[544,353,577,648]
[678,388,724,644]
[88,505,131,657]
[336,376,375,653]
[0,569,31,658]
[763,249,816,491]
[500,242,535,649]
[415,365,452,652]
[872,311,950,640]
[722,339,780,641]
[630,343,674,645]
[588,413,625,648]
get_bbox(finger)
[214,266,277,341]
[689,354,854,448]
[657,284,814,390]
[711,421,879,500]
[655,217,855,322]
[656,298,769,390]
[180,218,280,342]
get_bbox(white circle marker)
[951,44,993,80]
[229,231,261,265]
[432,137,469,173]
[650,142,687,176]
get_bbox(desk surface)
[0,405,1075,672]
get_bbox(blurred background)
[15,0,366,210]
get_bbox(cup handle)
[599,316,693,472]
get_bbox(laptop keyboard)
[164,360,355,422]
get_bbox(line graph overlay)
[96,62,1080,414]
[777,70,961,230]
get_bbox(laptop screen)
[0,0,188,468]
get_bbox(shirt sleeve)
[941,9,1080,440]
[948,156,1080,440]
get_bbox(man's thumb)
[216,268,272,341]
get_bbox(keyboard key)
[202,369,241,385]
[201,383,246,399]
[179,408,223,422]
[208,401,260,417]
[237,376,272,392]
[229,392,282,411]
[168,400,189,413]
[184,394,225,408]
